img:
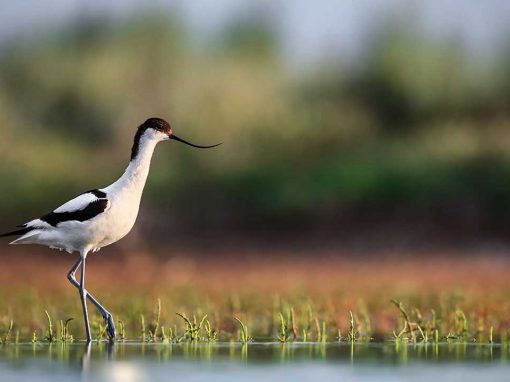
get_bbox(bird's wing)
[25,189,110,228]
[53,189,106,214]
[1,189,110,237]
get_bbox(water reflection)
[0,341,508,367]
[0,342,508,382]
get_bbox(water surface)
[0,342,508,381]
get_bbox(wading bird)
[0,118,220,342]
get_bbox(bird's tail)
[0,227,33,238]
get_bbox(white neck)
[108,135,158,196]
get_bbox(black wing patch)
[84,189,107,198]
[40,199,109,227]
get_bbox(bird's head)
[131,117,221,159]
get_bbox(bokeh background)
[1,0,510,253]
[1,0,510,342]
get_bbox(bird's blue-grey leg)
[67,258,116,340]
[79,254,92,342]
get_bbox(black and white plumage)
[5,189,110,251]
[0,117,221,342]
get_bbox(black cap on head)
[131,117,172,160]
[141,117,172,135]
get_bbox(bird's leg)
[79,254,92,342]
[67,257,83,284]
[67,258,116,341]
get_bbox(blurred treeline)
[1,12,510,245]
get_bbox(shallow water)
[0,342,508,381]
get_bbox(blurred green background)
[1,1,510,250]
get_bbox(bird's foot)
[104,314,116,341]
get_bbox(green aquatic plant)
[176,312,207,342]
[148,299,161,342]
[302,304,314,342]
[348,311,356,342]
[321,320,327,343]
[59,318,74,343]
[118,320,126,341]
[160,326,169,344]
[173,324,179,342]
[140,314,146,342]
[280,307,303,341]
[204,319,217,342]
[391,299,426,342]
[234,317,249,343]
[93,317,107,341]
[455,309,468,338]
[359,310,371,338]
[289,307,297,340]
[3,287,510,344]
[277,313,289,342]
[44,310,56,343]
[314,317,321,342]
[1,320,13,344]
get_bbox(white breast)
[96,191,141,247]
